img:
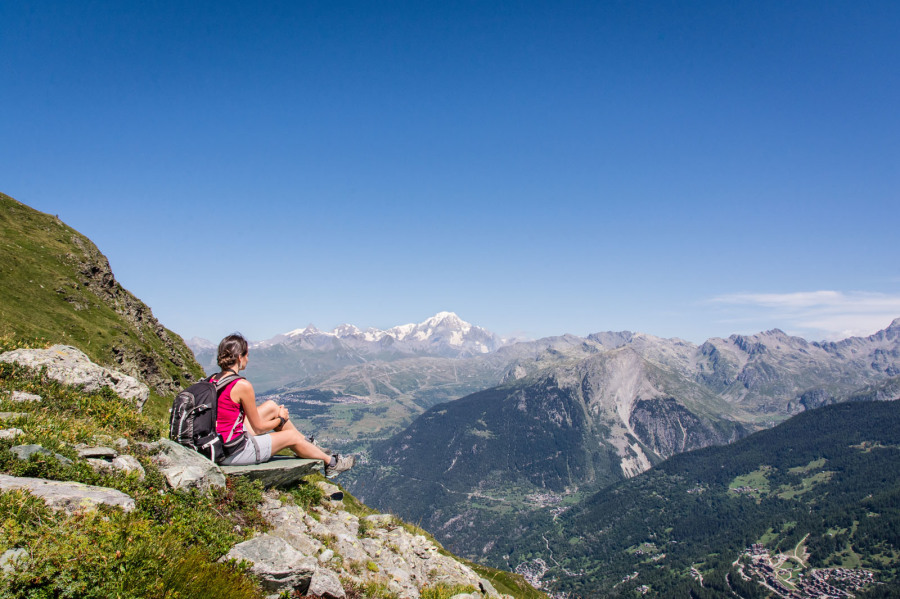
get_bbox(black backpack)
[169,373,247,463]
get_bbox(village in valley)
[734,541,875,598]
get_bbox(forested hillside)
[489,395,900,597]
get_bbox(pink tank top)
[214,378,244,441]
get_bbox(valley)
[189,311,900,597]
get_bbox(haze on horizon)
[2,1,898,345]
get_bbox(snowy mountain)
[186,312,505,389]
[259,311,502,357]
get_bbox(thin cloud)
[707,290,900,341]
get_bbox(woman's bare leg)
[246,400,331,462]
[269,429,332,462]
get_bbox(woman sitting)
[212,333,354,478]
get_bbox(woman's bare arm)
[233,379,281,433]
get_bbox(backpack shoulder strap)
[211,373,244,395]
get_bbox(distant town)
[736,542,875,598]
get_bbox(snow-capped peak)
[332,324,362,337]
[265,312,502,356]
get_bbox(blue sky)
[2,1,898,344]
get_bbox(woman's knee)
[257,400,278,417]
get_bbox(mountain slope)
[0,192,203,403]
[494,391,900,598]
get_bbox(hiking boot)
[325,454,355,479]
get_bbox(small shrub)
[420,583,478,599]
[341,578,399,599]
[287,476,324,510]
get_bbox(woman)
[212,333,355,478]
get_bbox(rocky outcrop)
[0,474,135,514]
[224,535,318,596]
[0,345,149,409]
[241,494,508,599]
[65,229,201,396]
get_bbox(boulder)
[153,439,224,491]
[0,429,24,440]
[308,568,346,599]
[10,444,72,465]
[0,345,149,409]
[86,458,113,473]
[76,445,118,459]
[112,455,145,479]
[0,474,135,514]
[223,534,317,594]
[10,391,41,403]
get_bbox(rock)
[10,444,72,465]
[136,441,160,452]
[0,429,24,440]
[10,391,41,403]
[220,456,321,488]
[86,458,113,473]
[112,455,145,479]
[223,534,316,594]
[0,413,28,422]
[449,594,478,599]
[364,514,395,526]
[0,345,149,409]
[76,445,118,459]
[153,438,224,491]
[316,480,344,501]
[0,548,28,573]
[264,504,325,557]
[319,549,335,563]
[0,474,135,513]
[308,568,346,599]
[114,437,129,449]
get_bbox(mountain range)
[347,320,900,567]
[188,311,504,391]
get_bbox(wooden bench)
[220,456,323,488]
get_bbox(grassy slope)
[0,192,204,418]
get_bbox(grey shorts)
[219,432,273,466]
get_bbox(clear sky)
[2,1,898,344]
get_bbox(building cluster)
[740,544,874,599]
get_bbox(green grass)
[0,351,269,598]
[0,193,204,400]
[728,466,773,498]
[777,470,834,500]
